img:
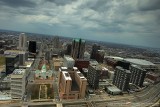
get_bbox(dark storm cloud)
[138,0,160,11]
[0,0,36,8]
[46,0,77,6]
[0,0,160,48]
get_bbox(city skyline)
[0,0,160,48]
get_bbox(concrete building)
[63,55,75,69]
[19,52,25,66]
[5,54,19,75]
[74,59,89,72]
[124,58,157,71]
[71,39,85,59]
[90,44,100,59]
[65,43,72,55]
[130,65,147,87]
[58,69,87,99]
[19,33,27,51]
[95,50,105,63]
[106,86,122,95]
[113,66,131,91]
[87,64,101,89]
[84,51,90,60]
[53,58,63,71]
[108,70,114,80]
[11,69,26,99]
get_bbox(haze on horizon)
[0,0,160,48]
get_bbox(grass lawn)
[31,84,54,100]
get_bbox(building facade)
[28,41,36,53]
[58,69,87,99]
[11,69,26,99]
[19,52,25,66]
[90,44,100,59]
[71,39,85,59]
[5,55,19,75]
[63,55,75,69]
[130,65,147,87]
[19,33,27,51]
[113,66,131,91]
[87,64,101,89]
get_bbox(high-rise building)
[63,55,75,69]
[87,64,101,89]
[71,39,85,59]
[113,66,131,91]
[58,68,87,99]
[19,33,27,51]
[66,43,72,55]
[28,41,36,53]
[19,52,25,66]
[95,50,105,63]
[11,69,26,99]
[5,55,19,75]
[90,44,100,59]
[130,65,147,87]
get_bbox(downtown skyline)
[0,0,160,48]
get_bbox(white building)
[63,55,75,68]
[11,69,26,99]
[84,51,90,60]
[19,33,27,51]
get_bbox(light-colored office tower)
[19,33,27,51]
[58,68,87,99]
[11,69,26,99]
[63,55,75,69]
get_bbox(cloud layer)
[0,0,160,48]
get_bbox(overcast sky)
[0,0,160,48]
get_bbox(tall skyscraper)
[113,66,131,91]
[71,39,85,59]
[130,65,147,87]
[19,33,27,51]
[5,54,19,75]
[90,44,100,59]
[28,41,36,53]
[66,43,72,55]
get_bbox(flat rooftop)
[64,55,74,61]
[105,56,124,61]
[12,69,25,75]
[62,71,71,80]
[124,58,155,66]
[107,86,122,92]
